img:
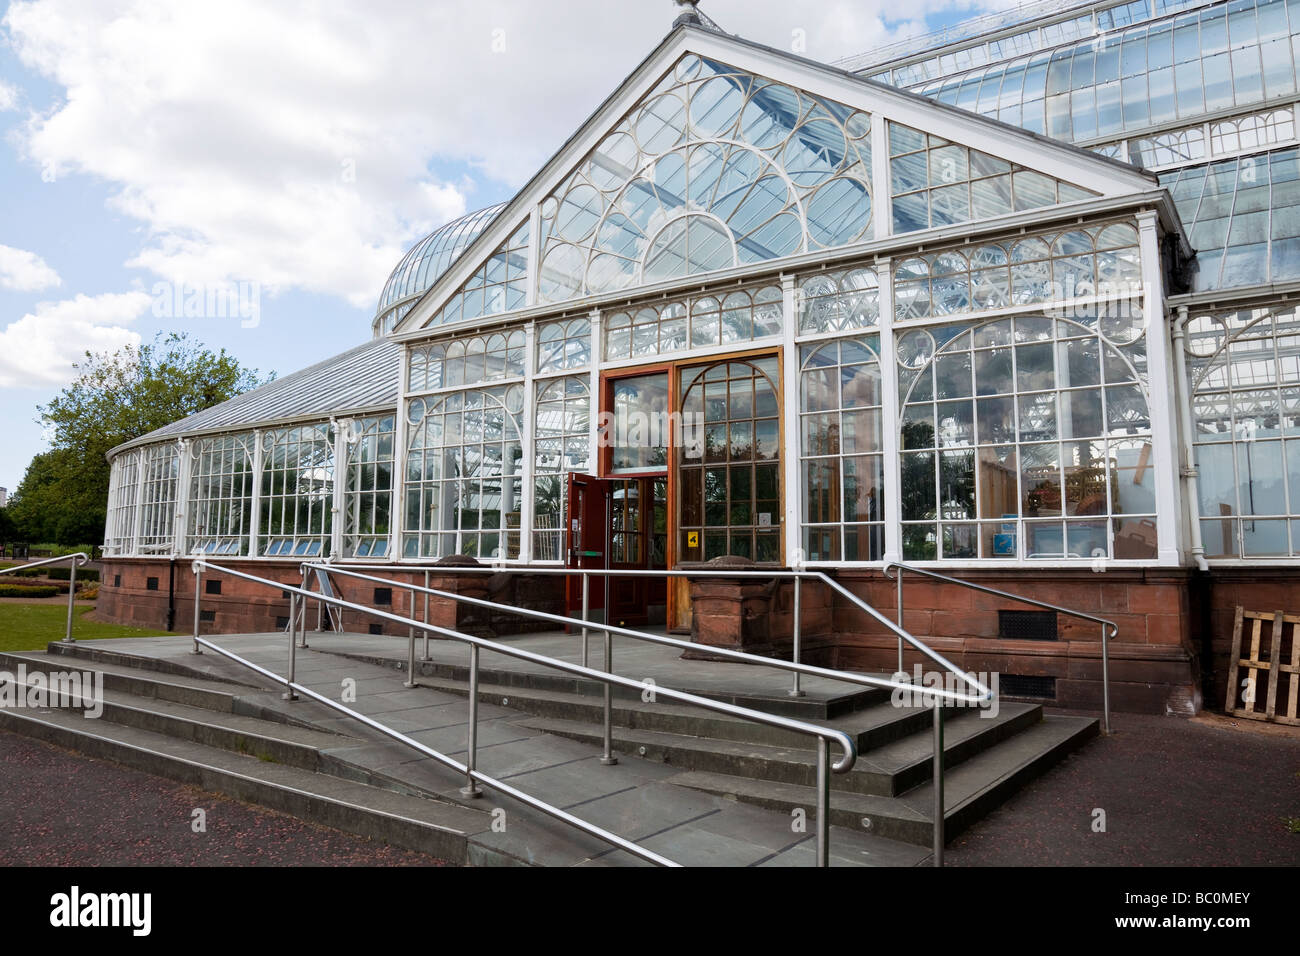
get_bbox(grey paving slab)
[406,719,541,756]
[562,781,724,841]
[486,755,673,809]
[472,734,600,778]
[637,821,784,867]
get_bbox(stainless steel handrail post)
[191,564,202,655]
[298,568,310,648]
[932,694,944,867]
[421,569,431,661]
[581,571,590,669]
[1101,621,1111,735]
[63,559,77,643]
[600,626,617,766]
[284,592,299,701]
[461,644,483,798]
[816,737,829,867]
[789,575,803,698]
[404,573,418,689]
[896,569,905,675]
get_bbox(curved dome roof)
[376,203,505,319]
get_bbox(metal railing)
[883,561,1119,735]
[0,552,90,643]
[189,559,861,867]
[303,561,995,866]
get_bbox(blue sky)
[0,0,1010,494]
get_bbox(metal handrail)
[883,561,1118,735]
[0,552,90,643]
[308,560,995,866]
[190,559,857,867]
[306,563,988,707]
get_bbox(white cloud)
[0,244,61,291]
[2,0,1008,310]
[0,291,149,388]
[0,80,17,111]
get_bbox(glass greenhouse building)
[100,0,1300,716]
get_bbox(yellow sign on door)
[687,531,699,548]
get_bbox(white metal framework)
[110,16,1293,577]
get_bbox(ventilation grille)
[1000,674,1056,699]
[373,588,392,606]
[113,574,121,588]
[205,580,222,595]
[199,610,216,623]
[275,616,289,630]
[368,623,384,635]
[999,609,1058,641]
[146,577,159,591]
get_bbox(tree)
[12,333,274,546]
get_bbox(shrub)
[0,584,61,599]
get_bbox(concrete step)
[414,674,953,752]
[44,640,253,687]
[0,700,490,863]
[514,701,1044,797]
[1,649,343,734]
[337,647,889,720]
[5,643,918,866]
[667,715,1100,846]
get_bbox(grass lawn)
[0,604,172,652]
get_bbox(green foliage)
[9,332,273,546]
[0,584,60,599]
[8,567,99,582]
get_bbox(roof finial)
[673,0,702,28]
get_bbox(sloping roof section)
[398,24,1165,336]
[110,337,401,457]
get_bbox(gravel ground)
[0,731,445,866]
[947,710,1300,866]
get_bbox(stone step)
[419,673,989,754]
[44,640,253,686]
[515,701,1043,797]
[6,642,918,867]
[1,649,342,733]
[0,700,490,863]
[667,715,1100,846]
[336,647,890,720]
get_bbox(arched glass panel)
[678,357,782,563]
[898,313,1154,561]
[536,55,874,304]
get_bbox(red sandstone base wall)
[97,557,1300,717]
[96,558,563,640]
[827,569,1200,716]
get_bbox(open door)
[565,473,608,620]
[565,472,667,627]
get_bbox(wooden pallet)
[1225,607,1300,726]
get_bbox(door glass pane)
[679,358,782,563]
[611,373,669,471]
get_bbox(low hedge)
[6,566,99,582]
[0,584,61,599]
[44,567,99,582]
